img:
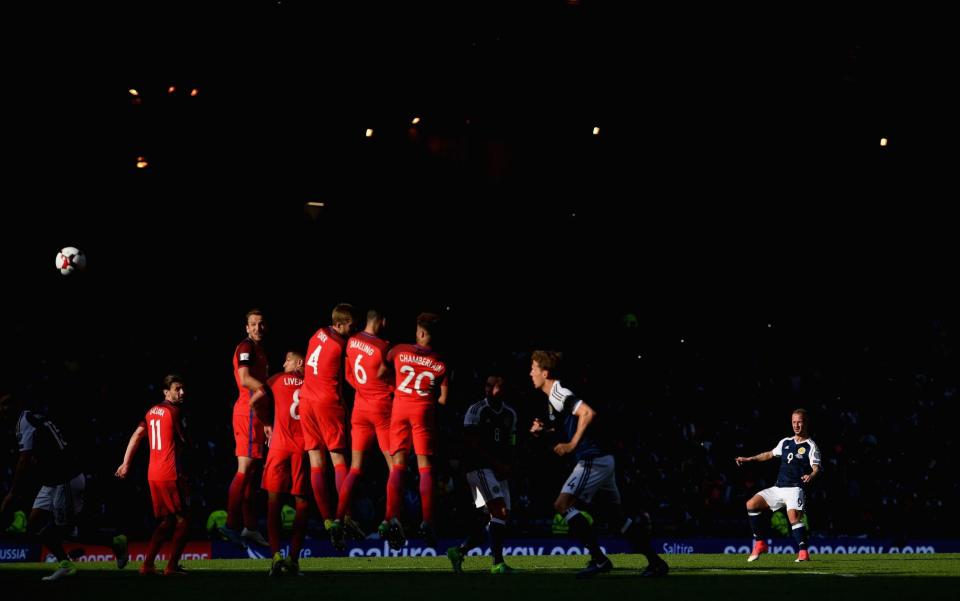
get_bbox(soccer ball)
[55,246,86,275]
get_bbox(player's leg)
[486,497,513,573]
[559,458,613,578]
[411,406,436,541]
[555,491,608,577]
[383,413,411,543]
[284,494,310,575]
[228,410,261,532]
[240,460,268,546]
[28,505,74,580]
[303,401,335,525]
[448,507,488,573]
[143,515,175,574]
[281,450,311,575]
[164,512,190,575]
[786,487,809,561]
[746,489,774,561]
[326,448,350,549]
[599,490,668,576]
[336,448,366,540]
[262,448,291,558]
[317,406,349,548]
[266,489,284,558]
[339,410,372,523]
[265,489,285,576]
[34,477,84,581]
[415,453,435,542]
[448,468,495,572]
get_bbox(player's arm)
[116,425,147,479]
[238,365,268,408]
[735,451,774,466]
[801,464,819,484]
[437,381,449,406]
[1,450,36,515]
[251,379,275,425]
[376,360,391,381]
[554,399,595,456]
[530,418,556,436]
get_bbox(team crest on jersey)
[797,447,806,455]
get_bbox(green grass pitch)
[3,553,958,600]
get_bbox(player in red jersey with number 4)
[299,303,357,550]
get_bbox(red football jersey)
[233,338,269,415]
[301,326,347,406]
[268,371,304,453]
[345,332,393,413]
[140,401,187,481]
[387,344,448,406]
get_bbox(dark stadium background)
[1,2,956,540]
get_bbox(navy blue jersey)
[772,436,821,487]
[546,381,607,461]
[16,410,81,486]
[462,398,517,473]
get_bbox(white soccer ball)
[55,246,86,275]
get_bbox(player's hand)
[263,425,273,443]
[115,464,129,479]
[553,442,575,456]
[801,474,813,483]
[530,418,545,435]
[735,457,748,467]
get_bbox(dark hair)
[163,374,185,390]
[531,350,563,377]
[332,303,356,326]
[417,312,440,335]
[245,308,264,324]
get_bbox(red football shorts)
[300,401,347,452]
[233,409,266,459]
[351,406,393,453]
[149,478,188,518]
[390,403,434,456]
[262,446,310,496]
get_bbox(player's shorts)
[149,478,189,518]
[465,468,511,510]
[351,407,392,453]
[262,447,310,496]
[300,401,347,452]
[33,473,85,526]
[758,486,805,512]
[560,454,620,504]
[390,403,434,456]
[233,409,266,459]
